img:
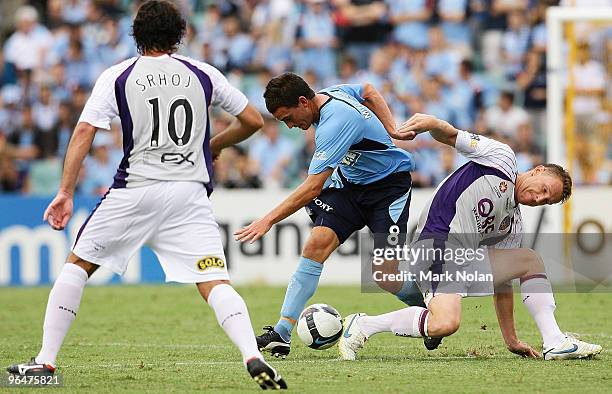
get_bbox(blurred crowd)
[0,0,610,196]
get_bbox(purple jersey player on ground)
[339,113,602,361]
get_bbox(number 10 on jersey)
[147,96,194,147]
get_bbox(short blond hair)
[542,163,572,203]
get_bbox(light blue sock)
[274,257,323,341]
[395,279,426,308]
[274,319,294,343]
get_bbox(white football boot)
[338,313,368,361]
[543,336,602,360]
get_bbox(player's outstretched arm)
[395,113,459,146]
[234,168,333,243]
[360,83,397,137]
[210,104,263,157]
[43,122,97,230]
[494,287,541,359]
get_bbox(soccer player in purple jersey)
[7,1,286,389]
[340,114,602,361]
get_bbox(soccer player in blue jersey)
[235,72,423,357]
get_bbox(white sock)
[520,274,566,349]
[36,264,88,365]
[207,284,262,363]
[358,306,428,338]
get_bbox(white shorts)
[73,181,229,283]
[400,239,494,307]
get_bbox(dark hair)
[460,59,474,73]
[500,90,514,102]
[131,0,186,55]
[263,72,315,114]
[542,163,572,203]
[341,55,357,67]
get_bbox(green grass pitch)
[1,285,610,393]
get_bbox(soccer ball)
[296,303,343,349]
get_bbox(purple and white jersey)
[416,130,523,249]
[78,54,248,193]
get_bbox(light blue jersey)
[308,84,415,186]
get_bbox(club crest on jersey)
[341,151,361,166]
[499,181,508,193]
[499,215,512,232]
[197,257,225,271]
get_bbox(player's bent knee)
[67,252,99,277]
[427,294,462,336]
[525,249,545,273]
[427,315,461,337]
[196,279,231,302]
[302,227,338,261]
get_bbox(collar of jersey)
[141,54,171,60]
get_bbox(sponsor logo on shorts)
[92,241,106,252]
[196,256,225,271]
[499,181,508,193]
[313,198,333,212]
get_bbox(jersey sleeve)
[328,84,365,103]
[454,130,518,180]
[172,55,249,116]
[78,67,119,130]
[206,65,248,116]
[308,112,363,175]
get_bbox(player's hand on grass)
[43,191,74,230]
[506,339,541,359]
[394,113,441,140]
[234,217,273,243]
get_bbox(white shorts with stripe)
[72,181,228,283]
